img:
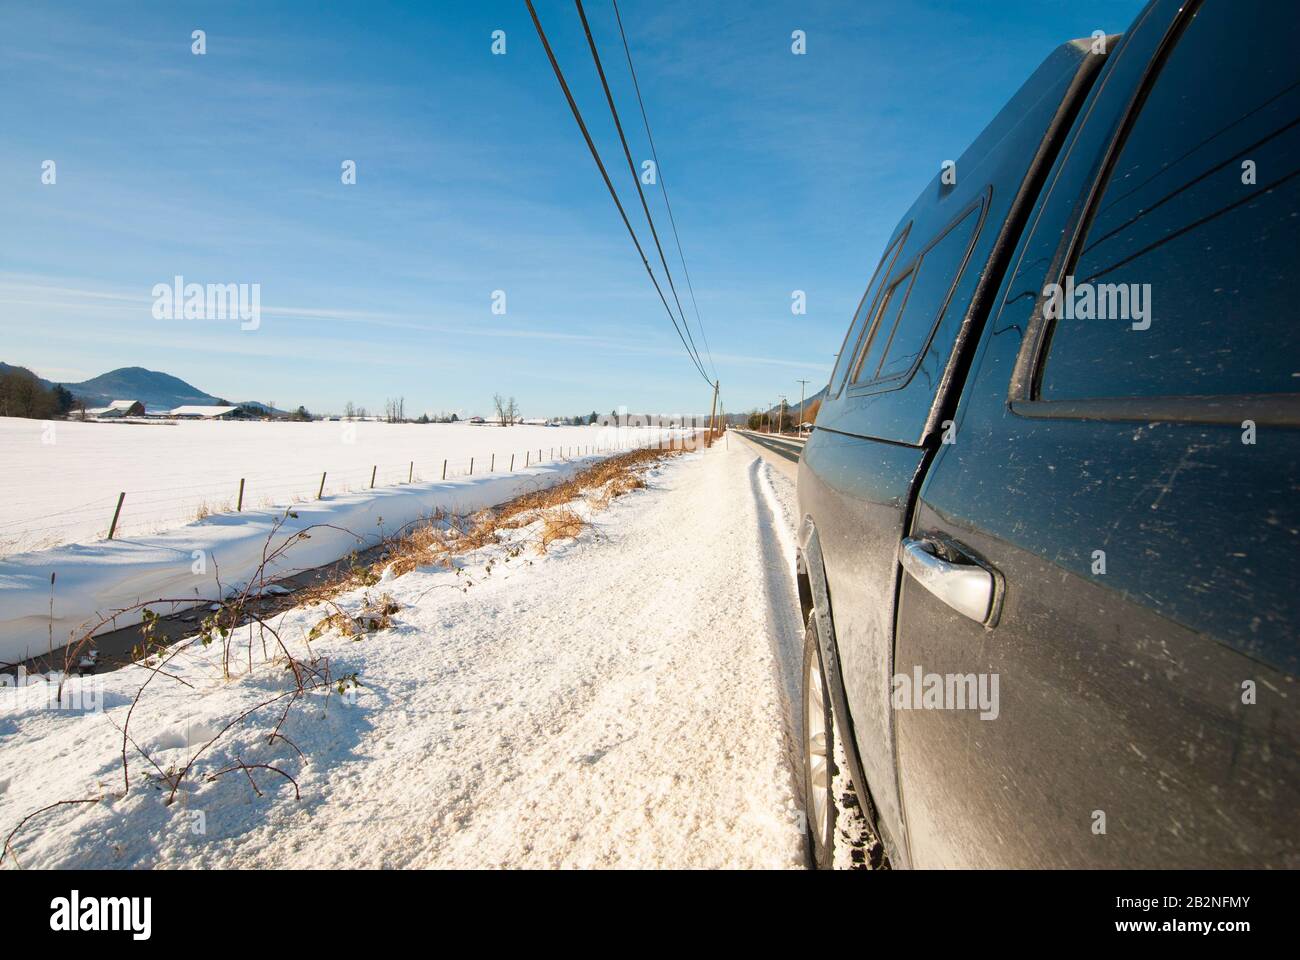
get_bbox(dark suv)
[796,0,1298,868]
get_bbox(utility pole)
[777,395,787,435]
[797,379,810,436]
[707,379,719,446]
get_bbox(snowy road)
[2,441,810,868]
[731,429,801,482]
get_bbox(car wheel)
[802,610,837,868]
[802,609,882,870]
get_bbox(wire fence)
[0,430,706,557]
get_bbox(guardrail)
[734,429,808,447]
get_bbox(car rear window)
[850,202,982,389]
[829,228,909,397]
[851,268,915,383]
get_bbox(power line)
[524,0,712,385]
[611,0,716,380]
[572,0,708,380]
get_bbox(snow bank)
[0,457,601,665]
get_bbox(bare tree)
[491,394,520,426]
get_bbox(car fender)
[798,516,910,868]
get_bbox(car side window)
[1038,0,1300,402]
[850,202,982,389]
[851,268,914,384]
[829,227,909,397]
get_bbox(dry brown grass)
[286,447,681,618]
[380,446,680,574]
[538,507,585,552]
[193,499,233,521]
[308,591,399,640]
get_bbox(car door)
[799,35,1109,865]
[893,0,1300,868]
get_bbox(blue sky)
[0,0,1144,418]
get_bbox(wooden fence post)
[469,457,474,475]
[370,465,377,488]
[510,454,515,471]
[107,492,125,540]
[490,453,495,472]
[318,472,327,499]
[409,461,414,483]
[237,478,245,512]
[442,459,447,480]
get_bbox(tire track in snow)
[744,455,807,839]
[405,445,809,867]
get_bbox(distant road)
[732,430,804,481]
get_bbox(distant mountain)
[724,384,829,425]
[1,363,230,412]
[0,362,55,392]
[233,400,286,415]
[66,367,225,411]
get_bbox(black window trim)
[829,223,912,400]
[1012,393,1300,426]
[1004,0,1300,428]
[845,191,989,399]
[849,265,915,384]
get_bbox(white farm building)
[86,399,145,418]
[168,405,241,420]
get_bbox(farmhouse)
[85,399,145,418]
[168,404,241,420]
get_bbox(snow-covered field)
[0,442,809,869]
[0,454,610,666]
[0,418,681,555]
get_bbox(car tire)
[802,610,838,868]
[802,609,882,870]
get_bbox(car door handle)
[899,537,997,625]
